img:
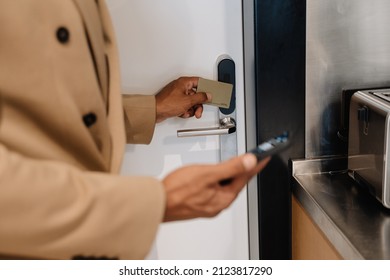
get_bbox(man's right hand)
[155,77,211,123]
[162,154,270,222]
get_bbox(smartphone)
[249,131,289,161]
[219,131,289,186]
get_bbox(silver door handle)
[177,117,236,137]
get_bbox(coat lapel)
[72,0,126,172]
[96,0,126,172]
[72,0,108,105]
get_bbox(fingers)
[180,107,194,118]
[161,154,271,222]
[194,105,203,118]
[228,153,258,172]
[179,91,209,119]
[179,76,199,90]
[206,154,257,185]
[179,77,212,104]
[188,91,211,107]
[185,91,209,119]
[157,76,211,121]
[204,155,262,212]
[210,154,270,190]
[180,105,204,119]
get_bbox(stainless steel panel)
[292,158,390,259]
[306,0,390,158]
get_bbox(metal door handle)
[177,117,236,137]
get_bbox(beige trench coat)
[0,0,165,259]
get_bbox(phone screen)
[249,131,289,161]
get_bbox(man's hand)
[162,154,270,222]
[155,77,211,123]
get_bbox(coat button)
[56,27,70,44]
[83,113,97,127]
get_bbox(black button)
[83,113,97,127]
[56,27,70,44]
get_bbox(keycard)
[197,78,233,109]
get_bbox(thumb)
[211,153,258,181]
[188,91,212,106]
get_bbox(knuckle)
[204,208,220,218]
[226,159,246,175]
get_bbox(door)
[106,0,250,260]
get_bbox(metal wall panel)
[306,0,390,158]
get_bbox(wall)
[306,0,390,158]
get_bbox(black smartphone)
[219,131,289,186]
[249,131,289,161]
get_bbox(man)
[0,0,269,259]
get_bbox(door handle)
[177,117,236,137]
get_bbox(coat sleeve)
[122,94,157,144]
[0,143,165,260]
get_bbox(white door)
[106,0,249,260]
